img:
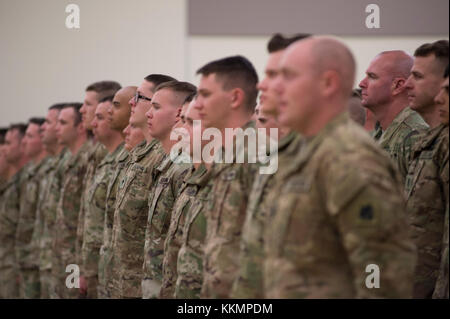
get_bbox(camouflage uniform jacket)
[53,142,90,280]
[29,156,58,270]
[0,168,24,269]
[142,154,192,298]
[405,124,449,299]
[76,141,107,266]
[15,158,50,270]
[201,121,259,298]
[99,147,130,298]
[110,139,165,298]
[374,107,428,179]
[39,148,70,272]
[230,132,302,298]
[81,143,124,281]
[263,112,417,298]
[175,164,213,299]
[160,164,207,298]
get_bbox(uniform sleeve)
[324,154,417,298]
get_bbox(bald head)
[110,86,137,132]
[276,36,357,136]
[305,36,356,98]
[376,51,414,79]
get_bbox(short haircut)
[29,117,46,126]
[444,64,449,78]
[414,40,449,72]
[183,92,197,105]
[196,55,259,112]
[144,74,177,92]
[155,81,197,106]
[62,103,83,126]
[0,128,8,144]
[99,95,115,104]
[267,33,311,53]
[86,81,122,102]
[8,123,28,139]
[49,103,67,111]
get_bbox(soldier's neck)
[160,133,177,155]
[104,134,124,154]
[35,149,48,164]
[69,136,87,155]
[374,98,408,131]
[417,103,441,129]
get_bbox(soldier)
[264,36,416,298]
[52,103,89,298]
[0,123,28,298]
[37,104,70,299]
[432,65,449,299]
[98,86,137,299]
[230,33,307,299]
[359,51,429,179]
[170,99,216,299]
[77,81,121,297]
[15,117,47,298]
[141,82,196,299]
[193,56,260,298]
[0,129,10,185]
[160,98,210,299]
[404,40,449,298]
[77,96,126,299]
[108,74,174,298]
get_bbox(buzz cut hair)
[414,40,449,73]
[144,74,177,93]
[0,127,8,144]
[8,123,28,139]
[28,117,46,126]
[86,81,122,102]
[154,80,197,106]
[99,95,115,104]
[62,103,83,126]
[196,55,259,112]
[267,33,312,53]
[48,103,68,112]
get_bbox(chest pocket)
[148,177,172,235]
[266,175,312,256]
[117,164,149,208]
[184,196,208,250]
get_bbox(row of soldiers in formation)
[0,34,448,299]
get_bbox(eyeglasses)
[134,92,152,104]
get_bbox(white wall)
[0,0,448,127]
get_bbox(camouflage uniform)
[80,143,123,299]
[39,149,70,298]
[142,155,191,299]
[201,121,259,298]
[52,142,90,298]
[99,147,130,299]
[175,164,213,299]
[76,142,106,271]
[230,132,302,298]
[0,168,24,299]
[373,107,428,179]
[263,113,416,298]
[109,140,165,298]
[405,124,449,299]
[16,158,51,298]
[160,165,206,298]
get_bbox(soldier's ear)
[229,88,245,110]
[391,77,406,96]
